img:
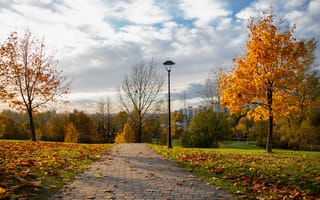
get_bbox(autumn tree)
[0,114,16,139]
[220,13,313,152]
[64,122,78,143]
[69,110,98,143]
[119,60,163,143]
[115,120,135,143]
[112,111,128,134]
[42,113,67,142]
[0,30,70,141]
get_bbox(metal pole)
[168,69,172,148]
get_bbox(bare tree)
[119,60,164,143]
[200,67,224,112]
[96,97,113,143]
[0,30,70,141]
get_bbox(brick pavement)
[50,143,234,200]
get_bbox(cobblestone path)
[50,143,233,200]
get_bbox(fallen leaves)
[95,173,102,178]
[152,146,320,200]
[0,140,111,199]
[0,187,6,198]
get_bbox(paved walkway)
[50,143,233,200]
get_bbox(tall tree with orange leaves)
[0,30,70,141]
[220,12,314,152]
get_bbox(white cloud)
[112,0,170,25]
[179,0,230,27]
[0,0,318,112]
[289,0,320,37]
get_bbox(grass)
[0,140,112,199]
[150,144,320,199]
[221,141,264,150]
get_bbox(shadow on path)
[50,143,234,200]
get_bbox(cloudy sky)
[0,0,319,112]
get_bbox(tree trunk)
[137,114,142,143]
[266,115,273,153]
[28,109,36,141]
[107,112,110,143]
[266,89,273,153]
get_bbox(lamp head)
[163,60,175,72]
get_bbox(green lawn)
[0,140,112,199]
[150,144,320,199]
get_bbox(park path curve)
[50,143,233,200]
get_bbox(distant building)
[174,105,206,128]
[175,105,229,129]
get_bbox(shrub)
[115,122,135,143]
[181,110,232,148]
[64,123,79,143]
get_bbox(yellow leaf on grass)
[0,187,6,196]
[95,173,102,178]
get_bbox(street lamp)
[163,60,175,149]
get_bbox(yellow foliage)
[36,128,42,141]
[64,123,78,143]
[115,122,135,143]
[0,187,6,198]
[220,12,310,121]
[114,132,125,143]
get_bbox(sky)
[0,0,319,113]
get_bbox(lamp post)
[163,60,175,149]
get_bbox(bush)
[115,122,135,143]
[247,120,268,147]
[64,123,79,143]
[181,110,232,148]
[274,119,320,150]
[181,130,214,148]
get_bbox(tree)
[119,60,163,143]
[200,67,225,112]
[69,110,98,143]
[0,30,70,141]
[95,97,113,143]
[293,39,320,122]
[64,122,79,143]
[0,114,16,139]
[181,109,231,148]
[112,111,128,134]
[115,120,135,143]
[220,12,313,152]
[42,113,67,142]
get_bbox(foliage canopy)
[220,12,317,152]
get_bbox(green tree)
[181,110,231,148]
[69,110,100,143]
[143,116,158,143]
[0,114,16,139]
[42,113,67,141]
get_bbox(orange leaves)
[156,146,320,199]
[220,12,311,122]
[0,29,70,112]
[0,141,110,199]
[0,30,71,140]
